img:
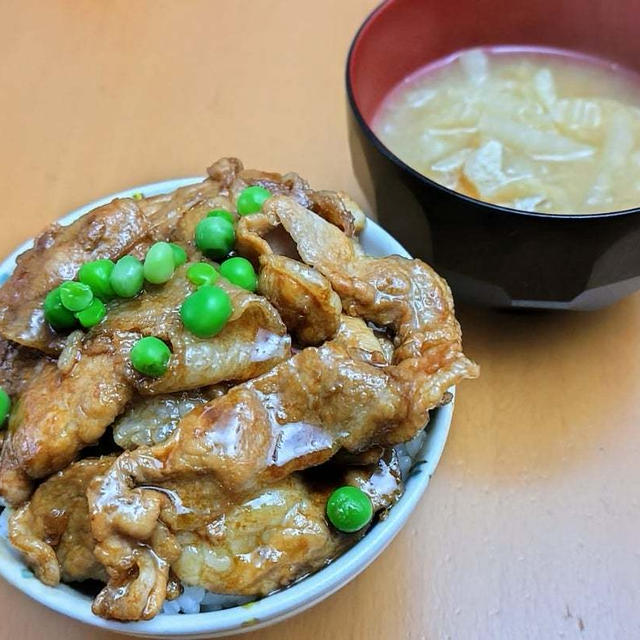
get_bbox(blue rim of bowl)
[0,178,455,637]
[345,0,640,221]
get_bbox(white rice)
[395,428,428,479]
[162,586,251,615]
[163,586,205,615]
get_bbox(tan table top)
[1,1,637,638]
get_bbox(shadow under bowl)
[347,0,640,310]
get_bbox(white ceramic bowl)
[0,179,455,638]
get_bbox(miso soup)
[373,48,640,214]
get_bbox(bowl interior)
[349,0,640,126]
[0,178,454,638]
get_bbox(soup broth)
[373,48,640,214]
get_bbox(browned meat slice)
[235,208,294,264]
[239,195,472,369]
[237,196,477,407]
[112,387,226,450]
[229,167,312,208]
[0,338,49,396]
[8,456,115,585]
[179,271,293,375]
[0,348,131,504]
[339,450,404,511]
[89,451,401,620]
[225,161,364,236]
[0,442,34,507]
[0,338,46,503]
[332,315,390,365]
[0,197,148,354]
[169,192,235,256]
[258,254,341,345]
[206,157,245,187]
[87,307,473,621]
[307,190,366,236]
[0,266,289,505]
[168,453,401,597]
[104,267,290,396]
[168,475,338,597]
[165,158,243,252]
[0,157,359,356]
[331,447,385,467]
[87,319,425,508]
[0,175,226,355]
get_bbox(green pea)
[43,287,78,331]
[0,388,11,427]
[326,486,373,533]
[236,185,271,215]
[144,242,175,285]
[180,285,232,338]
[195,217,235,260]
[110,255,144,298]
[75,298,106,328]
[59,281,94,312]
[130,336,171,377]
[207,209,234,224]
[78,259,115,300]
[187,262,219,287]
[170,243,187,267]
[219,257,257,292]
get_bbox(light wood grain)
[1,1,638,639]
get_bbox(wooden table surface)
[1,1,638,638]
